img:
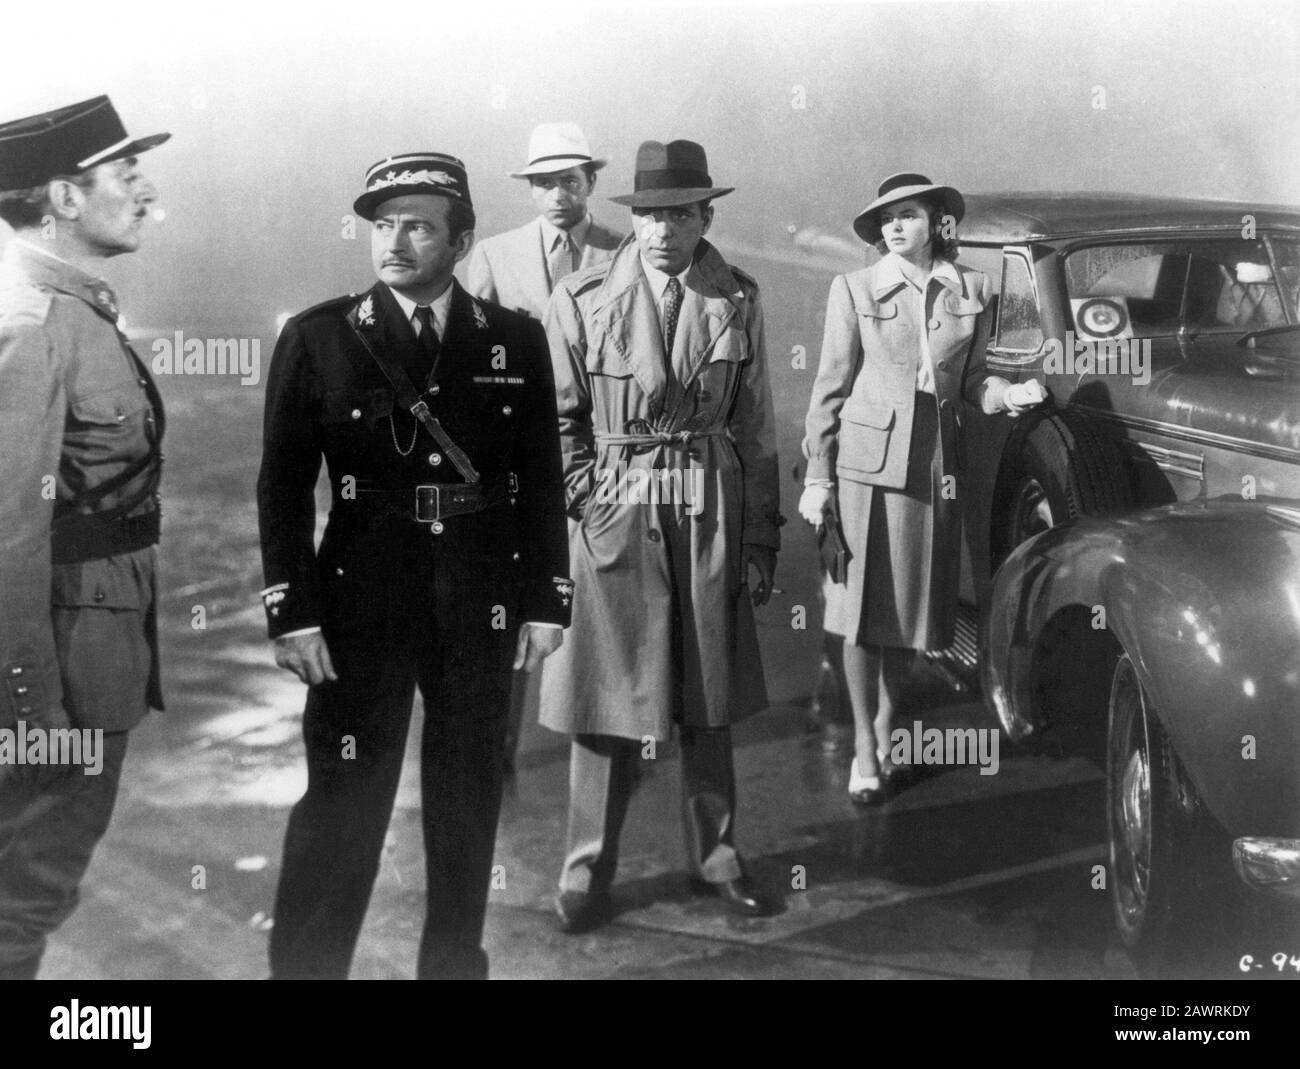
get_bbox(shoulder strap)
[347,313,480,484]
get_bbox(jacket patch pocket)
[321,387,394,428]
[51,557,144,610]
[68,386,145,431]
[837,402,896,477]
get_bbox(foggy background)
[3,0,1297,338]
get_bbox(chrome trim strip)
[1130,442,1205,481]
[1075,405,1300,465]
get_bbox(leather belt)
[415,481,507,523]
[350,476,513,525]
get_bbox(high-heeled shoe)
[848,757,891,806]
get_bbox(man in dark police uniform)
[258,153,571,979]
[0,95,169,979]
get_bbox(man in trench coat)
[539,140,782,932]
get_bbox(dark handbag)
[818,506,851,585]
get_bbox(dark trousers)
[0,731,129,979]
[268,572,514,980]
[559,726,742,894]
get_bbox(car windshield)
[1064,235,1300,339]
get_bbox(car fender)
[982,500,1300,835]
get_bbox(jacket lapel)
[519,218,553,308]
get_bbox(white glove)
[1003,378,1047,416]
[799,484,834,529]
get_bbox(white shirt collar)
[540,213,592,254]
[639,255,692,305]
[388,281,454,339]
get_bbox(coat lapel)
[676,241,740,388]
[589,238,667,408]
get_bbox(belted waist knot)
[594,423,727,450]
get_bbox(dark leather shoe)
[688,874,778,917]
[555,889,612,934]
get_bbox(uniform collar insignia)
[470,296,489,331]
[355,293,376,328]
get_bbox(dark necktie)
[413,305,439,382]
[662,276,683,368]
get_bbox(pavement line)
[836,842,1109,914]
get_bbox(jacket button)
[501,405,513,416]
[8,666,22,677]
[937,360,950,371]
[431,520,445,535]
[18,706,32,716]
[14,685,28,696]
[138,377,148,387]
[116,411,126,423]
[93,589,106,603]
[428,453,442,467]
[512,552,520,562]
[429,384,441,396]
[647,529,661,542]
[351,408,362,420]
[929,319,941,330]
[335,567,344,576]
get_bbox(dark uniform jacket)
[257,278,571,639]
[0,240,164,734]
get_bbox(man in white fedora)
[465,122,622,320]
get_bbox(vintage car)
[955,194,1300,973]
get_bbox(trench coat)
[0,240,164,736]
[802,254,992,649]
[538,235,782,740]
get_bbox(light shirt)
[388,281,454,341]
[638,255,692,326]
[540,213,593,259]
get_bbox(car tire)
[998,407,1133,559]
[1106,652,1232,977]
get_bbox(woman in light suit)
[799,173,1043,803]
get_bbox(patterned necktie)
[661,276,683,366]
[548,233,577,288]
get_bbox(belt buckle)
[415,484,442,523]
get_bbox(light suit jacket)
[465,216,623,319]
[803,255,994,488]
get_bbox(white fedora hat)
[508,122,606,178]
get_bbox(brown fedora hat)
[609,139,733,209]
[852,172,965,244]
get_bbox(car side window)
[995,250,1044,353]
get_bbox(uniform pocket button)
[428,453,442,467]
[93,589,106,603]
[431,521,445,535]
[351,408,362,419]
[937,360,950,371]
[647,529,661,543]
[502,405,513,416]
[335,567,345,576]
[429,384,441,396]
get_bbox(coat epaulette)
[561,261,610,300]
[728,264,760,294]
[295,292,360,323]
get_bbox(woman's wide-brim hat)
[852,172,965,244]
[508,122,606,178]
[609,139,733,209]
[353,152,472,221]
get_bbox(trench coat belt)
[593,426,726,524]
